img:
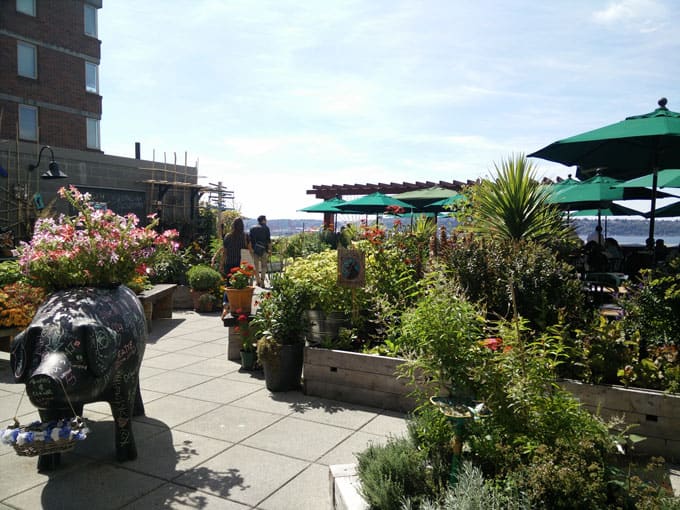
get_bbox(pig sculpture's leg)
[110,374,138,462]
[133,381,145,417]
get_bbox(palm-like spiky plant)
[469,154,571,244]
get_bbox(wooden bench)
[0,327,20,353]
[137,284,177,331]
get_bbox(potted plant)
[234,310,257,370]
[186,264,223,312]
[253,273,310,391]
[225,261,256,314]
[14,186,178,292]
[283,251,357,344]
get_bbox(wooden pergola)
[306,180,478,229]
[306,179,474,199]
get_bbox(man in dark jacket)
[249,215,271,287]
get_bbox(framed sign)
[338,249,365,288]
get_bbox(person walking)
[249,215,271,287]
[221,218,251,318]
[223,217,251,275]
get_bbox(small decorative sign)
[338,249,365,288]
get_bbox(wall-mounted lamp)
[28,145,68,179]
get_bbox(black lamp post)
[29,145,68,179]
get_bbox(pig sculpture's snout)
[26,353,74,410]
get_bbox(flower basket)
[1,417,89,457]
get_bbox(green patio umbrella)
[647,200,680,218]
[614,169,680,190]
[393,186,460,210]
[421,193,467,213]
[548,174,673,205]
[337,192,414,223]
[547,173,673,230]
[298,196,346,213]
[529,98,680,240]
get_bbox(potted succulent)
[186,264,223,312]
[225,261,256,314]
[253,273,310,391]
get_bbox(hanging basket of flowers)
[1,417,89,457]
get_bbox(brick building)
[0,0,102,150]
[0,0,208,245]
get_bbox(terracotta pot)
[225,286,255,314]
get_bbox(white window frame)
[17,41,37,79]
[19,105,38,141]
[86,118,100,149]
[85,62,99,93]
[84,4,98,37]
[16,0,36,16]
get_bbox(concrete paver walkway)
[0,311,408,509]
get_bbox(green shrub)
[186,264,222,291]
[397,272,485,398]
[283,250,361,315]
[407,404,454,492]
[356,436,432,510]
[408,461,530,510]
[150,246,188,284]
[253,273,310,362]
[621,258,680,353]
[0,260,25,286]
[276,232,330,259]
[441,236,587,332]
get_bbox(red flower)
[481,337,503,351]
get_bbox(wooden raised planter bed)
[559,379,680,461]
[303,348,680,460]
[303,347,416,413]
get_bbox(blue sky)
[99,0,680,219]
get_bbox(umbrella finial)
[658,97,668,109]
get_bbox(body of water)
[579,235,680,247]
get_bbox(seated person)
[584,240,608,273]
[655,239,669,263]
[586,225,604,246]
[603,237,624,272]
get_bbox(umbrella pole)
[598,210,602,235]
[648,167,658,242]
[605,216,608,238]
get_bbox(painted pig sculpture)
[10,285,147,471]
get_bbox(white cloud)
[592,0,668,32]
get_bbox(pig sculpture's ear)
[83,325,119,377]
[10,327,38,382]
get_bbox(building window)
[85,62,98,93]
[19,105,38,141]
[17,41,37,79]
[16,0,36,16]
[84,4,98,37]
[87,118,100,149]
